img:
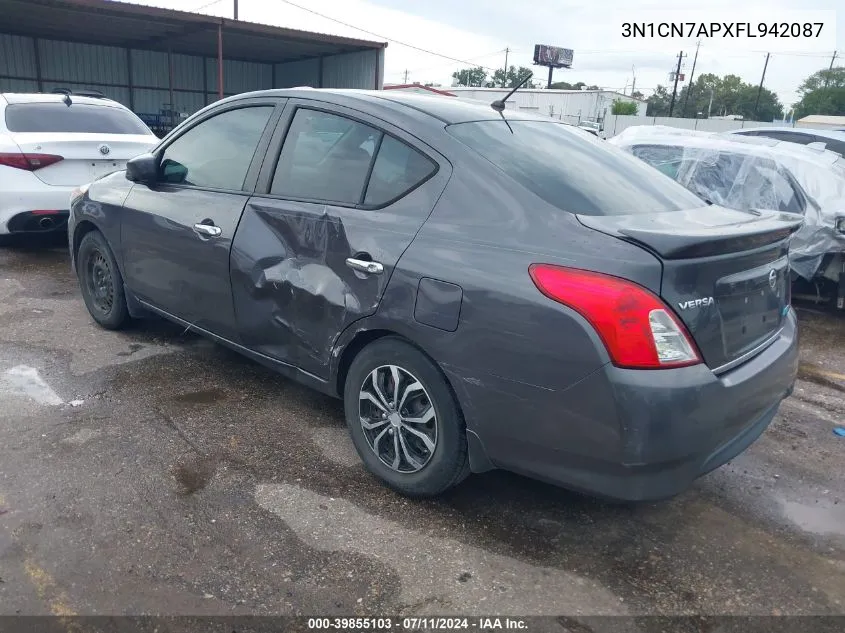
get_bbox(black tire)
[343,337,470,497]
[76,230,130,330]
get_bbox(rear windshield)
[446,120,705,216]
[5,102,151,135]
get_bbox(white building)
[796,115,845,130]
[446,87,646,124]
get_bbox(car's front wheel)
[344,338,469,497]
[77,230,130,330]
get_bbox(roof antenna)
[491,71,533,113]
[491,71,532,134]
[52,88,72,106]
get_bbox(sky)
[129,0,842,110]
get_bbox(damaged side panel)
[231,187,444,379]
[231,201,373,372]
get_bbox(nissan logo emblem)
[98,144,110,156]
[768,269,777,290]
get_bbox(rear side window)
[5,102,151,135]
[447,120,703,216]
[271,109,379,204]
[364,135,436,206]
[159,106,274,190]
[271,108,436,207]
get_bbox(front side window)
[447,120,703,216]
[159,106,274,190]
[5,102,152,135]
[271,109,379,204]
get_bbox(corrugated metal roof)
[1,0,386,64]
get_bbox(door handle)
[346,258,384,275]
[193,223,222,238]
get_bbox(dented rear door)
[231,99,451,379]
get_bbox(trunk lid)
[578,206,803,372]
[10,133,156,186]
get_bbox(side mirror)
[126,153,159,185]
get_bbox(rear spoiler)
[577,208,804,259]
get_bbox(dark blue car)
[69,89,800,500]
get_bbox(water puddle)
[0,365,63,405]
[779,498,845,538]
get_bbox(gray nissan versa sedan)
[69,89,801,501]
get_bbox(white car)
[609,127,845,303]
[726,126,845,157]
[0,92,158,239]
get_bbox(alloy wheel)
[358,364,438,473]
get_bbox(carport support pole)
[167,45,174,117]
[33,38,43,92]
[217,24,224,100]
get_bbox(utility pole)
[707,88,714,118]
[502,48,509,88]
[682,40,700,117]
[668,50,684,117]
[825,50,838,87]
[753,52,770,119]
[631,65,636,96]
[233,0,238,19]
[403,69,409,83]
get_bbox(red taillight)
[0,152,64,171]
[529,264,701,369]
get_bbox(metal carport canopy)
[0,0,386,70]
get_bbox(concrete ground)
[0,242,844,619]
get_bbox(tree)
[793,66,845,117]
[611,99,638,115]
[549,81,600,90]
[631,90,644,100]
[492,65,537,88]
[668,73,784,120]
[451,66,487,87]
[646,85,672,116]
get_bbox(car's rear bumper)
[454,308,799,501]
[1,185,74,234]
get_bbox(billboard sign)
[533,45,574,68]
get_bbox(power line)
[384,49,507,76]
[277,0,502,73]
[192,0,225,11]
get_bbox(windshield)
[5,102,152,135]
[446,120,703,216]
